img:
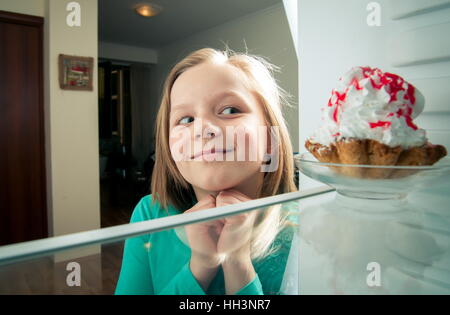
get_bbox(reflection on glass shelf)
[298,172,450,294]
[2,183,448,295]
[0,196,301,295]
[0,244,106,294]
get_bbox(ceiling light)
[134,3,163,17]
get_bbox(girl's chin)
[191,177,241,192]
[198,185,234,193]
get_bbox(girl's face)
[169,61,270,196]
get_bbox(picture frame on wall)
[58,54,94,91]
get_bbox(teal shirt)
[115,194,298,295]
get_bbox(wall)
[44,0,100,261]
[151,3,299,153]
[0,0,45,17]
[283,0,298,59]
[99,41,158,64]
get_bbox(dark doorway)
[98,61,148,227]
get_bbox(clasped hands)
[184,189,257,267]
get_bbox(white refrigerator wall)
[294,0,450,190]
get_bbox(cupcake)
[305,66,447,179]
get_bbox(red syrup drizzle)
[327,67,418,134]
[369,121,391,128]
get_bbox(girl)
[115,48,298,295]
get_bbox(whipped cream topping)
[309,66,427,149]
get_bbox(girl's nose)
[196,122,222,139]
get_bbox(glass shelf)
[297,163,450,294]
[1,181,449,295]
[0,188,330,295]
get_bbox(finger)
[199,194,216,204]
[203,219,223,228]
[219,190,250,203]
[187,200,215,213]
[213,220,225,230]
[216,195,241,208]
[222,215,253,232]
[223,189,249,198]
[221,189,250,199]
[198,195,216,206]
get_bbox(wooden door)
[0,11,47,245]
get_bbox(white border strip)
[0,186,333,266]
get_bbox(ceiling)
[99,0,283,49]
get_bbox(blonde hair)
[151,47,298,261]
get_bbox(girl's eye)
[178,116,194,125]
[176,106,240,125]
[221,106,241,115]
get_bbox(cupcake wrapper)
[305,138,447,179]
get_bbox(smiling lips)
[191,148,234,160]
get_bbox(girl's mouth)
[191,148,234,160]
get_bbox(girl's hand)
[215,189,257,260]
[184,194,224,268]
